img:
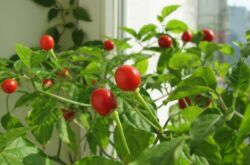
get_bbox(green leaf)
[114,123,154,162]
[1,113,23,130]
[14,92,38,109]
[168,53,201,70]
[192,67,217,89]
[161,5,180,20]
[56,119,77,153]
[73,7,92,22]
[129,137,185,165]
[48,8,59,22]
[120,27,138,39]
[0,127,34,151]
[72,29,85,46]
[135,59,148,75]
[192,137,223,165]
[245,30,250,42]
[32,0,55,7]
[235,104,250,148]
[138,24,157,39]
[199,41,220,54]
[26,99,59,145]
[16,44,33,68]
[165,19,188,33]
[220,44,234,56]
[31,51,49,67]
[241,43,250,57]
[228,61,250,91]
[0,137,52,165]
[190,109,225,143]
[73,156,122,165]
[65,22,75,28]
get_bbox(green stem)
[56,139,62,158]
[134,108,161,133]
[47,155,67,165]
[6,95,10,113]
[134,88,162,129]
[38,89,91,107]
[112,111,131,156]
[216,92,228,112]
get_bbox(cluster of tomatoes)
[1,29,214,119]
[158,28,215,48]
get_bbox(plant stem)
[38,89,91,107]
[112,111,131,156]
[6,95,10,113]
[216,92,228,112]
[56,139,62,158]
[134,88,162,129]
[47,155,67,165]
[134,108,161,133]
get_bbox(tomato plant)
[0,5,250,165]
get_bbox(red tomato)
[92,80,97,85]
[61,109,75,121]
[1,79,18,94]
[158,35,172,48]
[181,31,193,42]
[91,88,117,116]
[202,29,215,42]
[178,97,191,110]
[42,79,53,89]
[40,35,55,50]
[103,40,114,51]
[115,65,141,91]
[57,68,69,78]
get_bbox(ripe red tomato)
[202,29,215,42]
[178,97,191,110]
[61,109,75,121]
[181,31,192,42]
[1,79,18,94]
[40,35,55,50]
[42,79,53,89]
[57,68,69,78]
[195,94,211,107]
[158,35,172,48]
[103,40,114,51]
[91,88,117,116]
[115,65,141,91]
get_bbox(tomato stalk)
[38,89,91,107]
[111,111,131,156]
[134,88,162,131]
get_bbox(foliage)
[0,4,250,165]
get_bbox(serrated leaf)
[166,20,188,33]
[73,7,92,22]
[16,44,32,68]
